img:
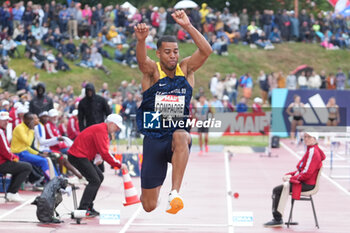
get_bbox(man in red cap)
[68,114,127,217]
[264,131,326,227]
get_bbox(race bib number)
[155,95,185,118]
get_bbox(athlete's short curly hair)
[157,35,177,49]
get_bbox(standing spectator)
[240,73,253,99]
[262,10,273,39]
[29,82,54,115]
[58,4,69,35]
[326,73,337,90]
[319,70,327,89]
[67,1,78,40]
[308,71,321,89]
[13,3,24,30]
[258,70,269,106]
[194,95,211,154]
[297,71,308,89]
[289,11,299,41]
[335,68,346,90]
[326,97,340,126]
[239,8,249,40]
[277,71,286,88]
[286,72,297,90]
[122,93,137,139]
[158,7,167,37]
[78,83,111,132]
[209,73,219,97]
[286,95,305,141]
[225,73,238,105]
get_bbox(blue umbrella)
[340,5,350,17]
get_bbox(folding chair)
[287,167,322,228]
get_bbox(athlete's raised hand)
[134,23,149,41]
[171,10,191,28]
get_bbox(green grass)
[9,42,350,99]
[114,135,268,147]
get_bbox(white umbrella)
[174,0,198,9]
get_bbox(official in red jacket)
[67,114,126,217]
[0,111,32,202]
[67,109,79,140]
[264,131,325,227]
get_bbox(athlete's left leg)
[171,129,191,192]
[166,130,191,214]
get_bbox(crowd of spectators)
[0,1,349,131]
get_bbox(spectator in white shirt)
[308,71,322,89]
[298,71,308,89]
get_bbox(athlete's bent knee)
[141,199,157,212]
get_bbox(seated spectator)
[146,28,158,49]
[34,112,84,181]
[77,47,93,68]
[65,38,79,60]
[2,35,20,58]
[45,109,69,155]
[45,50,58,73]
[13,25,26,44]
[264,132,325,227]
[252,97,263,113]
[222,95,234,112]
[11,112,55,181]
[1,69,18,94]
[254,31,275,50]
[95,37,112,59]
[56,52,71,71]
[0,111,32,202]
[236,97,248,113]
[113,44,125,64]
[67,109,80,140]
[91,47,111,75]
[17,72,29,92]
[269,28,282,43]
[177,28,191,43]
[210,35,229,55]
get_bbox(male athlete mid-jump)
[135,10,212,214]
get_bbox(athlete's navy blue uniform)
[137,62,192,188]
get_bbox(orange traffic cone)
[122,168,141,206]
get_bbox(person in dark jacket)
[29,83,54,115]
[78,83,111,131]
[78,83,111,173]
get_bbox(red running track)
[0,138,349,232]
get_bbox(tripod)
[126,114,140,152]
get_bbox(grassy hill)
[9,42,350,97]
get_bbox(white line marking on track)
[131,223,228,227]
[119,205,142,233]
[281,142,350,196]
[0,197,35,220]
[224,152,234,233]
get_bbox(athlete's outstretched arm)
[134,23,155,75]
[172,10,212,73]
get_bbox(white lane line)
[131,223,227,227]
[224,152,234,233]
[281,142,350,196]
[119,205,142,233]
[0,197,35,219]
